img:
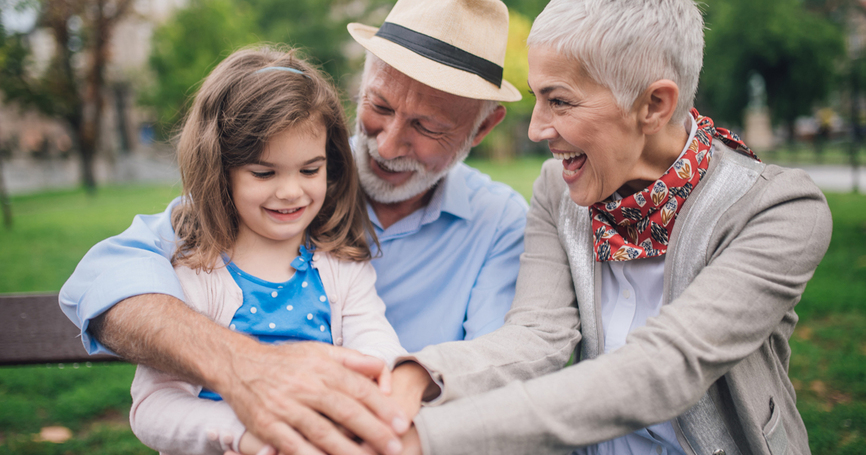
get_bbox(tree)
[0,0,135,192]
[143,0,257,139]
[698,0,845,140]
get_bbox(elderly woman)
[390,0,832,454]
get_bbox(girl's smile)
[229,121,328,258]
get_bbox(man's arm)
[101,294,408,455]
[59,201,409,455]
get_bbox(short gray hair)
[527,0,704,123]
[361,52,500,136]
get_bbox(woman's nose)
[528,105,556,143]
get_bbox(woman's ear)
[637,80,679,135]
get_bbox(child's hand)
[236,431,274,455]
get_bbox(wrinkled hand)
[216,341,409,455]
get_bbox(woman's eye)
[549,98,569,108]
[301,167,321,176]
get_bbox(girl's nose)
[275,178,303,201]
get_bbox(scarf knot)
[589,109,758,262]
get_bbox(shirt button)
[712,450,726,455]
[623,289,631,299]
[335,337,343,345]
[286,305,293,311]
[302,281,308,288]
[250,307,257,314]
[320,325,325,332]
[230,324,236,330]
[271,291,278,298]
[656,446,663,454]
[319,295,327,302]
[313,254,320,261]
[269,323,276,329]
[307,313,313,320]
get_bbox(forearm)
[93,293,257,391]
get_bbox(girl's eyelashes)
[251,170,274,179]
[300,166,322,176]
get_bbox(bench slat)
[1,293,118,365]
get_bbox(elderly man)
[59,1,525,454]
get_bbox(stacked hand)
[223,351,433,455]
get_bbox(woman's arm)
[410,166,832,455]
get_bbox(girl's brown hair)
[171,45,376,270]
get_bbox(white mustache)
[359,134,425,173]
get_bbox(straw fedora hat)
[348,0,521,102]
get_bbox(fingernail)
[386,438,403,455]
[392,416,410,433]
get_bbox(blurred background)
[0,0,863,454]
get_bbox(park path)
[789,164,866,193]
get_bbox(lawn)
[1,157,864,454]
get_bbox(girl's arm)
[335,258,407,363]
[130,364,246,455]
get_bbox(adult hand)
[216,341,409,455]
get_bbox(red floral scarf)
[590,109,759,262]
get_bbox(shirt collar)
[366,164,473,236]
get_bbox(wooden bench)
[1,293,118,366]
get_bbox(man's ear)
[637,80,679,135]
[471,105,507,147]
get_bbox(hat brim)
[348,23,521,102]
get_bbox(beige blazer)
[407,144,832,455]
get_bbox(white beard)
[354,123,473,204]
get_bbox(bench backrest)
[1,293,117,365]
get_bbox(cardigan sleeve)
[328,256,406,364]
[128,265,247,455]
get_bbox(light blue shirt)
[58,162,527,355]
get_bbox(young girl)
[128,46,406,455]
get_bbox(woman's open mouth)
[552,151,587,177]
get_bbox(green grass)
[1,163,864,454]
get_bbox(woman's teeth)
[274,208,301,214]
[552,151,585,160]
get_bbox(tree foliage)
[698,0,845,133]
[0,0,135,192]
[143,0,394,139]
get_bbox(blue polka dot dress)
[199,244,331,401]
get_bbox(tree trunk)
[0,157,12,230]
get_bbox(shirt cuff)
[69,256,187,355]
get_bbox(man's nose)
[376,120,412,160]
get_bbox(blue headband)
[255,66,307,77]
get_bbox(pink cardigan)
[129,251,406,455]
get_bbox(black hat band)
[374,22,503,88]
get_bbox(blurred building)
[0,0,185,194]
